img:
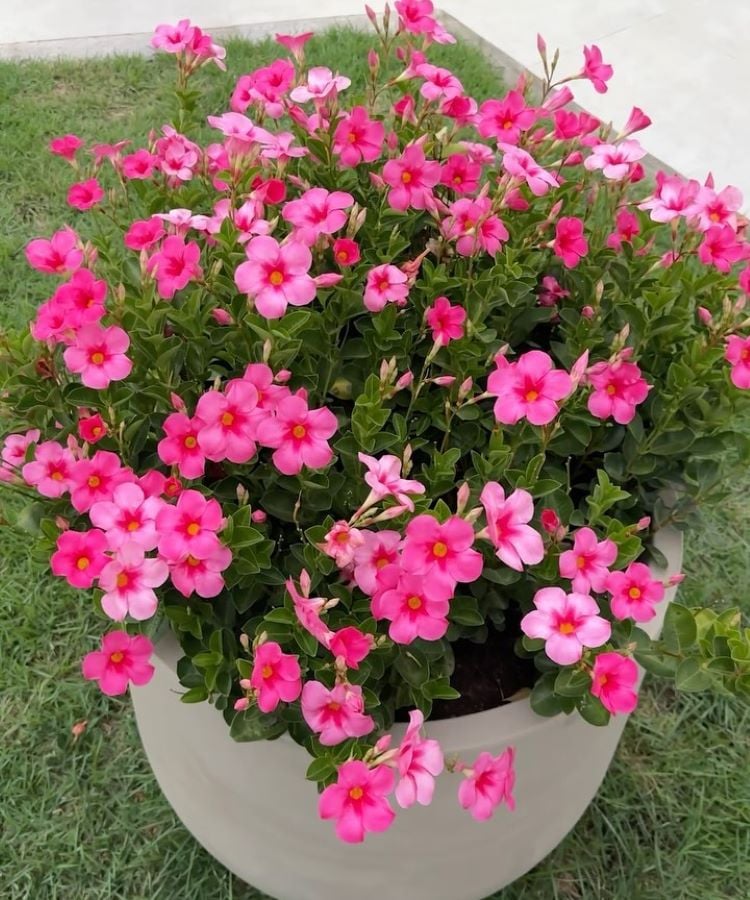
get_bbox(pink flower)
[69,450,131,513]
[147,236,203,300]
[50,528,109,589]
[458,747,515,821]
[502,146,559,196]
[401,514,483,592]
[372,566,453,643]
[328,627,374,669]
[98,543,168,621]
[157,412,207,479]
[333,107,385,166]
[606,209,640,251]
[54,269,107,329]
[622,106,651,137]
[395,0,437,34]
[440,154,481,195]
[478,91,536,144]
[67,178,105,211]
[122,148,158,180]
[382,144,441,211]
[286,571,335,646]
[587,360,650,424]
[235,236,317,319]
[50,134,84,161]
[169,542,232,598]
[332,238,361,267]
[22,441,76,497]
[584,140,645,181]
[282,188,354,245]
[124,217,165,251]
[393,709,444,808]
[290,67,351,103]
[639,172,700,223]
[151,18,194,53]
[488,350,572,426]
[82,631,154,696]
[301,681,374,745]
[154,126,201,182]
[591,652,638,714]
[89,481,163,551]
[559,527,618,593]
[78,413,107,444]
[156,489,225,561]
[442,197,509,257]
[363,264,409,312]
[250,642,302,713]
[698,225,746,273]
[195,380,259,464]
[538,275,569,307]
[255,393,338,476]
[319,760,395,843]
[275,31,314,57]
[322,520,365,568]
[553,217,589,268]
[521,587,611,664]
[726,335,750,388]
[690,184,743,232]
[415,63,463,102]
[25,227,82,274]
[606,561,665,622]
[63,324,132,389]
[353,530,402,595]
[1,429,40,480]
[479,482,544,571]
[553,110,600,140]
[425,296,466,345]
[581,45,613,93]
[358,452,425,511]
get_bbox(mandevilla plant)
[2,1,750,844]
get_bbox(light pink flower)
[581,45,613,93]
[372,565,453,643]
[195,380,259,464]
[553,217,589,268]
[488,350,572,426]
[425,296,466,345]
[606,561,665,622]
[358,452,425,511]
[639,172,700,222]
[559,527,618,593]
[479,482,544,571]
[282,188,353,245]
[49,134,84,161]
[255,393,338,476]
[25,227,82,274]
[301,681,374,745]
[690,184,743,232]
[353,530,402,595]
[286,571,335,646]
[322,520,365,568]
[395,0,437,34]
[587,360,650,424]
[591,651,638,714]
[89,481,164,551]
[22,441,75,498]
[478,91,535,144]
[363,264,409,312]
[67,178,104,211]
[621,106,651,137]
[151,19,194,53]
[69,450,132,513]
[382,144,441,211]
[538,275,569,306]
[250,642,302,713]
[98,543,168,621]
[156,489,225,561]
[275,31,314,57]
[155,125,201,182]
[415,63,463,102]
[726,335,750,389]
[584,140,645,180]
[401,514,483,592]
[458,747,515,820]
[2,429,39,470]
[319,760,395,843]
[521,586,611,664]
[157,412,207,479]
[502,146,559,196]
[553,109,600,140]
[290,67,351,103]
[63,324,132,389]
[235,236,317,319]
[82,631,154,696]
[168,541,232,598]
[50,528,109,589]
[392,709,444,808]
[328,626,374,669]
[333,107,385,166]
[442,197,509,257]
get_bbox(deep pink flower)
[275,31,314,56]
[255,393,338,476]
[235,236,317,319]
[584,140,645,180]
[622,106,651,137]
[232,59,295,117]
[559,527,618,593]
[553,217,589,268]
[89,481,164,551]
[726,335,750,388]
[440,153,481,195]
[25,228,82,274]
[353,530,402,595]
[521,586,611,664]
[393,709,444,808]
[82,631,154,696]
[63,324,132,389]
[69,450,131,513]
[606,209,641,251]
[122,148,158,180]
[591,652,638,714]
[319,760,395,843]
[606,561,665,622]
[479,482,544,571]
[50,528,109,589]
[553,110,600,140]
[698,225,746,273]
[49,134,84,161]
[250,642,302,713]
[415,63,463,102]
[458,747,515,821]
[478,91,536,144]
[54,269,107,329]
[290,66,351,103]
[322,520,365,568]
[587,360,650,424]
[382,144,441,211]
[158,411,207,479]
[363,264,409,312]
[442,197,509,257]
[488,350,572,426]
[98,543,168,621]
[328,626,374,669]
[639,172,700,222]
[690,184,743,232]
[440,93,477,125]
[425,296,466,345]
[333,107,385,166]
[124,217,165,251]
[78,413,107,444]
[358,452,425,511]
[154,125,200,182]
[332,238,361,267]
[22,441,76,498]
[538,275,569,306]
[502,146,559,196]
[196,380,259,464]
[301,681,374,745]
[395,0,437,33]
[401,514,483,592]
[156,489,225,561]
[168,541,232,598]
[67,178,104,211]
[282,188,354,245]
[581,45,613,93]
[372,566,453,643]
[147,236,203,300]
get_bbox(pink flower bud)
[395,370,414,390]
[622,106,651,137]
[365,4,377,24]
[635,516,651,531]
[368,49,380,72]
[71,720,88,741]
[385,131,399,151]
[697,306,713,325]
[564,150,584,166]
[275,369,292,383]
[432,375,456,387]
[170,393,187,412]
[251,509,267,524]
[458,376,473,400]
[369,172,386,189]
[211,308,233,325]
[570,350,590,387]
[239,678,253,690]
[374,734,392,753]
[163,476,182,498]
[581,305,595,319]
[456,482,471,515]
[628,163,645,184]
[544,86,574,111]
[55,516,70,531]
[315,273,344,288]
[667,573,685,587]
[540,508,561,534]
[234,697,250,712]
[536,33,547,58]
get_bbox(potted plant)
[2,3,749,898]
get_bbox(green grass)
[1,27,749,900]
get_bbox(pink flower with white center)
[478,91,536,144]
[250,642,302,713]
[363,264,409,312]
[98,544,168,621]
[521,587,611,664]
[458,747,515,821]
[235,235,317,319]
[690,184,743,232]
[286,571,335,646]
[501,146,559,196]
[195,380,259,464]
[290,67,351,103]
[301,681,374,745]
[553,217,589,268]
[2,429,39,470]
[151,19,194,53]
[256,393,338,476]
[479,482,544,571]
[559,527,618,593]
[401,514,483,592]
[606,209,641,251]
[25,227,82,274]
[488,350,572,427]
[82,631,154,696]
[50,134,83,161]
[51,528,109,589]
[392,709,444,808]
[63,324,132,389]
[67,179,105,211]
[147,236,203,300]
[606,561,665,622]
[156,489,225,561]
[22,441,76,498]
[440,154,481,195]
[157,412,207,479]
[333,238,361,267]
[581,45,613,93]
[154,126,200,182]
[372,566,453,643]
[584,140,646,180]
[333,106,385,167]
[587,360,650,425]
[358,452,425,512]
[328,627,374,669]
[639,172,700,222]
[591,652,638,715]
[726,335,750,389]
[322,520,365,568]
[538,275,569,307]
[319,760,395,844]
[282,188,354,245]
[382,144,441,212]
[69,451,132,513]
[124,217,165,251]
[425,296,466,345]
[698,225,746,273]
[442,197,509,257]
[415,63,463,102]
[169,541,232,598]
[353,530,402,595]
[89,482,164,551]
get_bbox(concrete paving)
[0,1,747,200]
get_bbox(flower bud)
[697,306,713,325]
[395,370,414,390]
[540,508,561,534]
[234,698,250,712]
[275,369,292,383]
[458,376,473,400]
[456,482,471,515]
[239,678,253,690]
[368,49,380,74]
[251,509,267,524]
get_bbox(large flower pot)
[132,528,682,900]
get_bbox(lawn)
[1,26,749,900]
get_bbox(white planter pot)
[133,528,682,900]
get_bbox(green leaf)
[577,694,611,726]
[179,686,209,703]
[230,707,286,742]
[305,756,337,783]
[554,667,591,698]
[661,603,698,653]
[422,677,461,701]
[529,673,564,717]
[674,658,714,692]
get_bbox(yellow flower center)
[90,352,105,365]
[51,470,64,481]
[407,595,422,610]
[336,531,350,543]
[598,674,608,686]
[328,701,342,712]
[577,556,587,569]
[628,586,642,599]
[349,786,364,800]
[347,132,357,143]
[110,651,124,663]
[432,541,448,559]
[184,435,197,449]
[87,475,101,488]
[606,384,617,395]
[76,556,90,570]
[92,426,102,436]
[221,412,235,427]
[261,664,274,679]
[337,251,348,262]
[525,389,539,402]
[127,520,140,532]
[269,270,284,286]
[186,555,200,567]
[401,171,412,183]
[116,573,129,588]
[709,211,720,222]
[186,522,201,536]
[558,621,575,635]
[375,556,389,569]
[292,424,306,439]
